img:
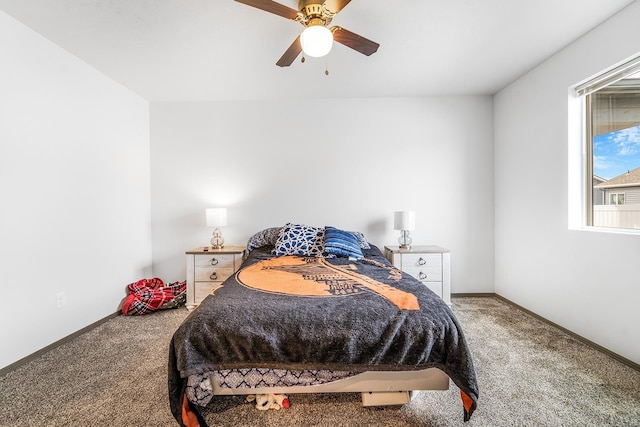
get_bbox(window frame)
[571,52,640,234]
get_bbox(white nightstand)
[185,246,245,310]
[384,245,451,306]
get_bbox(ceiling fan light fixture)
[300,25,333,58]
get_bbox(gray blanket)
[168,245,478,425]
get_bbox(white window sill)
[572,225,640,236]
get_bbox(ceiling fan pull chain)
[325,58,329,76]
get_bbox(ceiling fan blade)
[332,26,379,56]
[323,0,352,14]
[234,0,299,20]
[276,36,303,67]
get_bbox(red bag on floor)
[121,278,186,316]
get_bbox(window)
[609,193,625,205]
[575,54,640,231]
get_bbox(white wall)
[494,2,640,364]
[150,97,494,294]
[0,11,151,369]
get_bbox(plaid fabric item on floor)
[121,278,186,316]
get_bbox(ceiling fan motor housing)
[302,3,323,16]
[299,1,332,26]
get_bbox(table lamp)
[206,208,227,249]
[394,211,416,249]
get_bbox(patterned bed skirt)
[186,368,356,407]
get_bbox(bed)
[168,224,479,426]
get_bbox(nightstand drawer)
[194,282,223,302]
[401,253,442,281]
[194,254,236,269]
[424,281,443,299]
[194,266,234,282]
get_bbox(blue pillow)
[323,226,364,259]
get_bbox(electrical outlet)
[56,292,66,309]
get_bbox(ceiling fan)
[234,0,380,67]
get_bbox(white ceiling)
[0,0,635,101]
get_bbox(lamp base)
[211,228,225,249]
[398,230,412,250]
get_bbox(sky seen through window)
[593,124,640,180]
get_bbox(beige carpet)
[1,297,639,426]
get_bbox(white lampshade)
[300,25,333,58]
[206,208,227,227]
[394,211,416,231]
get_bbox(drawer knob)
[417,257,426,266]
[210,272,217,280]
[210,258,219,266]
[418,272,427,280]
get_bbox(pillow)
[246,227,282,253]
[353,231,371,249]
[272,223,325,257]
[323,226,364,259]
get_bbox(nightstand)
[384,245,451,306]
[185,246,245,310]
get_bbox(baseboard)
[452,293,640,372]
[0,311,120,378]
[451,292,495,298]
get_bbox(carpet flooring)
[1,296,639,426]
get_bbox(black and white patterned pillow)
[272,223,325,257]
[246,227,282,253]
[353,231,371,249]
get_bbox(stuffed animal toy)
[273,393,290,409]
[246,393,290,410]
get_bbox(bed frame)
[211,367,450,406]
